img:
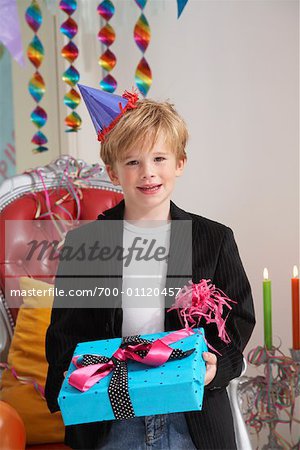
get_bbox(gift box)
[58,328,208,425]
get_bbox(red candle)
[291,265,300,350]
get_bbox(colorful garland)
[25,0,48,153]
[97,0,117,93]
[59,0,81,132]
[134,0,152,97]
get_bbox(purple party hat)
[78,84,139,142]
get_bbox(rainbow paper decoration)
[25,0,48,153]
[59,0,81,132]
[97,0,117,93]
[134,0,152,97]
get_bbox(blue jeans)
[100,413,196,449]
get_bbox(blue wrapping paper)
[58,328,208,425]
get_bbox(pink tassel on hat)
[97,91,139,142]
[168,279,236,345]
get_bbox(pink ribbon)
[69,328,195,392]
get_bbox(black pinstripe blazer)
[45,199,255,449]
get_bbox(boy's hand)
[203,352,217,385]
[61,371,68,389]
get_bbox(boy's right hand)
[203,352,217,385]
[61,371,68,389]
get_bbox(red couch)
[0,156,123,449]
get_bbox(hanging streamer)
[134,0,152,97]
[97,0,117,93]
[59,0,81,132]
[0,0,25,65]
[177,0,189,18]
[25,0,48,153]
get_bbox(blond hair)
[100,99,188,167]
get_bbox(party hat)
[78,84,139,142]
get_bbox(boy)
[45,86,255,449]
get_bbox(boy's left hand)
[203,352,217,385]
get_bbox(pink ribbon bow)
[69,328,195,392]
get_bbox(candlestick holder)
[290,348,300,362]
[238,345,300,449]
[290,349,300,397]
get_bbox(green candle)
[263,268,272,350]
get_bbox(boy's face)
[106,133,185,214]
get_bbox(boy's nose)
[140,162,156,179]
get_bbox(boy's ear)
[106,164,120,185]
[175,157,186,177]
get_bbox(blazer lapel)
[98,199,195,332]
[165,202,194,330]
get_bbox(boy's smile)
[106,134,186,220]
[136,183,162,194]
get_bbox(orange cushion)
[0,277,65,445]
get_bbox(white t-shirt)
[121,220,171,337]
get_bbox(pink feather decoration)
[168,279,236,345]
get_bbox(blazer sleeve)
[44,230,102,413]
[206,226,256,390]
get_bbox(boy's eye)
[126,157,166,165]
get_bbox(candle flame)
[293,265,299,278]
[263,268,269,280]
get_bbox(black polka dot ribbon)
[78,335,195,420]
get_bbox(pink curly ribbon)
[25,158,105,247]
[242,345,300,448]
[168,279,236,345]
[0,362,45,399]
